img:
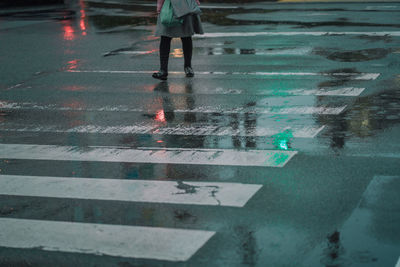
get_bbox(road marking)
[291,87,365,96]
[198,31,400,38]
[0,124,325,138]
[0,175,262,207]
[66,70,380,80]
[0,144,297,167]
[105,47,313,56]
[168,87,364,96]
[0,101,347,115]
[395,256,400,267]
[0,218,215,261]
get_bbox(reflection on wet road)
[0,0,400,266]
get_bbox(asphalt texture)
[0,0,400,266]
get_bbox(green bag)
[160,0,183,27]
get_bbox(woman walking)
[152,0,204,80]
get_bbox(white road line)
[0,175,262,207]
[292,87,365,96]
[0,218,215,261]
[0,101,347,115]
[66,70,380,80]
[0,143,297,167]
[197,31,400,38]
[105,47,313,56]
[395,256,400,267]
[0,124,325,138]
[174,87,364,96]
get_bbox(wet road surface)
[0,0,400,266]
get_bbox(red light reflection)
[63,24,75,41]
[67,59,79,70]
[62,100,86,110]
[155,110,166,122]
[0,112,7,123]
[79,0,87,36]
[62,85,86,91]
[80,19,86,32]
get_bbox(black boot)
[153,55,169,80]
[184,66,194,77]
[152,70,168,80]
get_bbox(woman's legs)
[160,36,172,72]
[181,37,192,68]
[153,36,172,80]
[181,37,194,77]
[153,36,195,79]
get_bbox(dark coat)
[155,0,203,37]
[157,0,200,13]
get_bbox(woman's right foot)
[152,70,168,80]
[184,66,194,77]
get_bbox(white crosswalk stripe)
[0,123,325,138]
[0,101,346,115]
[198,31,400,38]
[0,175,262,207]
[0,218,215,261]
[66,70,380,80]
[0,144,297,167]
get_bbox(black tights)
[159,36,192,71]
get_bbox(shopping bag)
[160,0,183,27]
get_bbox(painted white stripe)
[0,101,347,115]
[0,143,297,167]
[0,123,325,138]
[116,51,155,55]
[192,87,364,96]
[395,256,400,267]
[198,31,400,38]
[66,70,380,80]
[293,87,365,96]
[106,47,313,56]
[0,175,262,207]
[0,218,215,261]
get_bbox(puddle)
[89,15,156,30]
[356,34,393,43]
[318,68,361,88]
[315,48,390,62]
[327,48,389,62]
[320,231,351,266]
[0,7,75,21]
[317,85,400,149]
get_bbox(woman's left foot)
[184,66,194,77]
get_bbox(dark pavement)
[0,1,400,266]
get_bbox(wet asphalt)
[0,0,400,266]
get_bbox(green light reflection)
[272,129,293,150]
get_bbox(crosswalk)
[0,217,215,261]
[1,5,398,264]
